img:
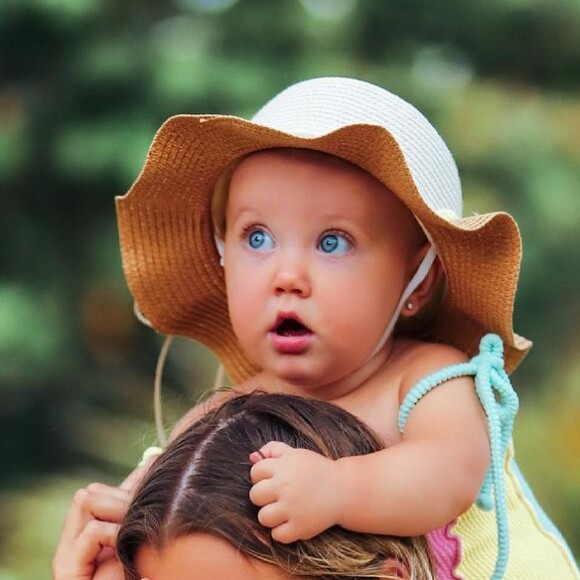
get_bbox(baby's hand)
[249,441,344,543]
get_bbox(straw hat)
[116,77,531,381]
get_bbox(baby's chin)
[260,363,356,399]
[263,368,319,389]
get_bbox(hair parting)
[118,393,435,579]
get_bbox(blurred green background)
[1,0,579,577]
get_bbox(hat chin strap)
[366,245,438,361]
[215,235,225,266]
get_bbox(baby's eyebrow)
[230,206,262,218]
[225,208,261,228]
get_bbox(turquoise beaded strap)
[398,334,519,580]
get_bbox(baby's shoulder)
[395,338,469,399]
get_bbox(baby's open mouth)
[272,316,311,337]
[269,312,314,353]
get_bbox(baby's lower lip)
[268,331,313,354]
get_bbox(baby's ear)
[381,558,409,579]
[400,244,443,318]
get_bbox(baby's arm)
[250,345,490,540]
[338,369,489,535]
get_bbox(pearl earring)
[406,301,414,311]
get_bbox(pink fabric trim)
[427,520,462,580]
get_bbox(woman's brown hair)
[117,393,435,579]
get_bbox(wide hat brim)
[116,115,532,381]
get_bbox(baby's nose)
[273,258,311,297]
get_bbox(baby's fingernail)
[249,450,265,462]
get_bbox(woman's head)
[118,393,434,579]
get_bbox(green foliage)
[1,0,579,575]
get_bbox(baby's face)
[137,533,296,579]
[224,149,424,397]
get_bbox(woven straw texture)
[116,78,531,382]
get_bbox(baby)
[116,77,578,579]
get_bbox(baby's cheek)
[228,295,267,359]
[229,298,257,340]
[328,293,389,342]
[225,272,254,322]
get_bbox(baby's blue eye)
[247,228,274,251]
[318,233,351,255]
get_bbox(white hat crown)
[252,77,462,218]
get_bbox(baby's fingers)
[271,521,302,544]
[250,458,278,484]
[249,479,278,507]
[257,503,287,530]
[251,441,293,462]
